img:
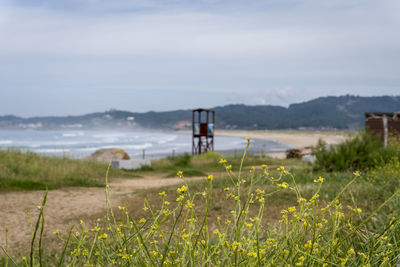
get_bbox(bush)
[313,131,400,172]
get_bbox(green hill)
[1,95,400,130]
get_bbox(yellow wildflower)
[219,158,227,164]
[288,206,296,213]
[256,189,265,195]
[278,182,289,189]
[232,241,240,250]
[177,185,188,194]
[313,176,324,183]
[352,208,362,214]
[98,233,108,240]
[185,200,194,209]
[247,252,257,258]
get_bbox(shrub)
[312,131,400,172]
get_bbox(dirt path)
[0,176,201,254]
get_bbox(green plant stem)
[30,190,48,267]
[0,245,17,266]
[57,226,74,267]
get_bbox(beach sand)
[216,130,349,158]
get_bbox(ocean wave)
[62,132,85,137]
[157,135,177,144]
[91,133,126,139]
[34,148,71,153]
[116,143,153,150]
[0,140,13,145]
[28,144,41,148]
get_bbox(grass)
[0,147,299,191]
[1,139,399,266]
[0,149,140,190]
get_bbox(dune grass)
[0,149,140,190]
[0,148,296,191]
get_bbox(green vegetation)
[0,148,291,191]
[0,149,140,190]
[1,139,400,266]
[313,131,400,172]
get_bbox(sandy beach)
[216,130,349,158]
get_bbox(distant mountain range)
[1,95,400,130]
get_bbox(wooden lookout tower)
[192,109,215,155]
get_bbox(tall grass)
[1,139,399,266]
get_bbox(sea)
[0,130,293,159]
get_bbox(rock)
[285,148,303,159]
[89,148,130,163]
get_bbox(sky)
[0,0,399,117]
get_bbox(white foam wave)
[117,143,153,150]
[157,135,177,144]
[0,140,13,145]
[62,133,77,137]
[28,144,41,148]
[61,132,85,137]
[35,148,71,153]
[91,133,125,139]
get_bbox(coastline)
[215,129,350,159]
[215,129,349,148]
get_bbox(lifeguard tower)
[192,109,215,155]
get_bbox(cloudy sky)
[0,0,399,117]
